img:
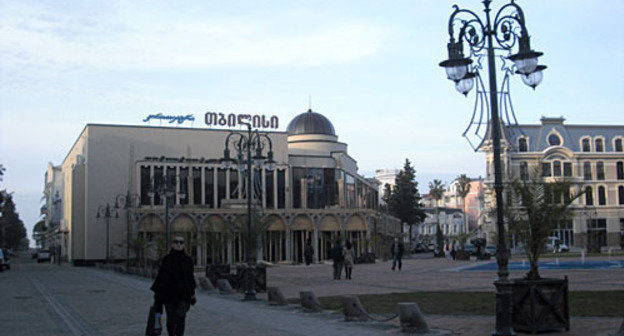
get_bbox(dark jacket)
[390,242,405,258]
[332,244,344,263]
[151,249,196,304]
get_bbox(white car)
[546,236,569,253]
[37,249,51,263]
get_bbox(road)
[0,257,396,336]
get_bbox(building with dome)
[44,109,398,265]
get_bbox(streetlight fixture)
[115,191,140,270]
[96,203,119,263]
[147,174,178,249]
[439,1,546,335]
[220,124,276,301]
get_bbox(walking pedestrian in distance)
[390,238,404,271]
[343,240,355,280]
[304,240,314,266]
[151,236,197,336]
[332,239,344,280]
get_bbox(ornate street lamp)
[147,174,181,249]
[439,1,546,335]
[115,191,140,270]
[220,124,276,301]
[96,203,119,262]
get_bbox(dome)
[286,109,336,136]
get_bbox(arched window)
[595,138,604,152]
[596,162,605,180]
[598,186,606,205]
[518,138,528,152]
[548,134,561,146]
[553,161,562,177]
[617,162,624,180]
[585,186,593,205]
[582,138,591,152]
[520,162,529,180]
[619,186,624,205]
[616,138,623,152]
[583,162,592,180]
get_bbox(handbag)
[145,305,163,336]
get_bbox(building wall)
[54,123,394,264]
[481,117,624,250]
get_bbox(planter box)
[205,264,231,287]
[512,277,569,334]
[236,264,266,292]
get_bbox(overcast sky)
[1,0,623,244]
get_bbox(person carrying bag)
[150,236,197,336]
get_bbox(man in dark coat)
[331,239,344,280]
[390,238,405,271]
[151,236,197,336]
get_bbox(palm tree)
[428,179,445,252]
[456,174,472,234]
[505,167,582,280]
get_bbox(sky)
[1,0,623,244]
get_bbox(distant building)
[45,109,399,265]
[375,168,399,204]
[416,207,465,243]
[480,116,624,250]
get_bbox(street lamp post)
[439,1,546,335]
[220,124,276,301]
[96,203,118,263]
[148,174,177,250]
[115,191,140,270]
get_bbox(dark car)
[485,245,497,255]
[0,248,8,271]
[412,243,428,253]
[463,243,477,255]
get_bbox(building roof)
[505,117,624,152]
[286,109,336,136]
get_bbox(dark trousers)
[392,256,402,270]
[333,261,343,279]
[165,301,190,336]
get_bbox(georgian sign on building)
[143,113,195,125]
[205,112,279,129]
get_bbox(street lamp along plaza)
[220,123,276,301]
[96,203,119,263]
[439,1,545,335]
[114,191,140,270]
[147,174,183,251]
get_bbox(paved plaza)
[0,254,622,335]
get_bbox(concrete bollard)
[197,277,216,291]
[217,279,235,294]
[398,302,430,334]
[267,287,288,306]
[299,291,323,312]
[341,296,370,322]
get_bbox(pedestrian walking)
[450,240,457,261]
[150,236,197,336]
[331,239,344,279]
[304,240,314,266]
[444,241,451,260]
[343,240,355,279]
[390,238,404,271]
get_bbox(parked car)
[546,236,569,253]
[463,243,477,255]
[485,245,497,255]
[37,249,51,263]
[412,243,428,253]
[0,248,5,271]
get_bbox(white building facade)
[48,110,399,265]
[481,117,624,250]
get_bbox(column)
[313,225,319,263]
